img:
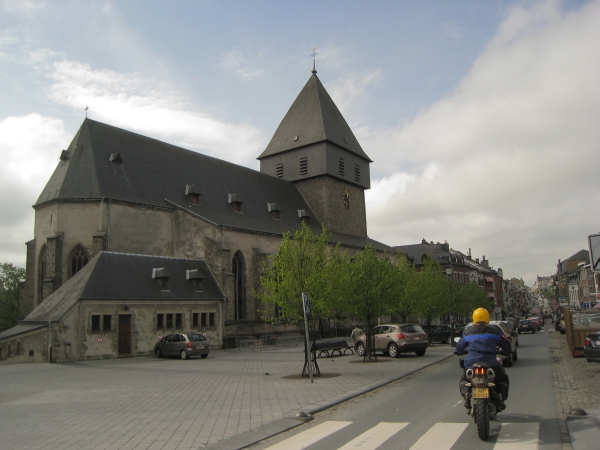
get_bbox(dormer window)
[228,194,243,213]
[186,269,205,291]
[152,268,170,290]
[267,203,281,220]
[298,209,311,226]
[109,153,123,164]
[276,163,283,178]
[185,185,201,205]
[60,150,71,161]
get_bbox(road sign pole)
[302,292,313,383]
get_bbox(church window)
[276,163,283,178]
[300,157,308,175]
[339,158,345,176]
[71,245,89,277]
[157,314,164,328]
[232,252,246,321]
[39,245,47,303]
[92,315,101,332]
[166,314,173,328]
[355,164,361,182]
[175,313,182,328]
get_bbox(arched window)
[39,246,47,303]
[232,251,245,321]
[71,245,89,276]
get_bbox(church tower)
[258,70,372,237]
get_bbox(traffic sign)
[589,234,600,272]
[302,292,310,315]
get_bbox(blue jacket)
[455,323,511,368]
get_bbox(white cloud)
[217,49,264,79]
[48,60,268,167]
[0,114,70,265]
[363,1,600,284]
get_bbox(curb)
[205,352,454,450]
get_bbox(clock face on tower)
[342,187,352,210]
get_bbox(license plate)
[596,340,600,346]
[472,388,489,399]
[414,337,420,341]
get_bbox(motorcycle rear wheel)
[474,399,490,441]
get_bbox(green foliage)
[453,281,490,317]
[255,224,345,324]
[412,258,449,323]
[0,263,26,332]
[390,254,417,322]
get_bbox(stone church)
[0,70,393,364]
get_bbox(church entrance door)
[118,315,131,355]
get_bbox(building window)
[300,157,307,175]
[166,314,173,328]
[190,278,203,290]
[71,245,89,276]
[201,313,207,326]
[157,314,164,328]
[276,163,283,178]
[355,164,361,182]
[39,245,47,303]
[232,251,246,321]
[228,194,243,213]
[8,345,11,357]
[103,315,111,331]
[92,315,101,332]
[193,313,199,327]
[175,313,182,328]
[339,158,345,176]
[209,313,215,326]
[17,342,21,355]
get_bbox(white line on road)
[264,421,352,450]
[409,422,468,450]
[337,422,408,449]
[494,422,539,449]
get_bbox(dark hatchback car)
[154,333,210,359]
[518,320,535,334]
[584,332,600,363]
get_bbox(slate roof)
[23,252,225,322]
[258,73,372,162]
[0,323,47,340]
[35,118,392,251]
[565,249,589,262]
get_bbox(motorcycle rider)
[455,308,511,412]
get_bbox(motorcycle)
[455,338,509,441]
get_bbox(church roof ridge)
[258,72,372,162]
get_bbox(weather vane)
[309,47,319,73]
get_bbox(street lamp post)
[446,267,456,347]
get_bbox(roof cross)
[309,47,319,74]
[85,105,89,118]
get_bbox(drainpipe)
[48,320,52,363]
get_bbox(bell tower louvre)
[257,70,372,238]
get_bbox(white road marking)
[337,422,408,449]
[264,421,352,450]
[494,422,539,449]
[409,422,468,450]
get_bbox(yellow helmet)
[472,308,490,324]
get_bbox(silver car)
[154,333,210,360]
[355,323,428,358]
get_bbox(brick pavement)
[0,341,454,450]
[549,329,600,450]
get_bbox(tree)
[340,245,397,362]
[390,254,417,322]
[255,224,347,374]
[453,281,490,321]
[0,263,26,333]
[412,259,449,342]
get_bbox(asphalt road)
[247,326,562,450]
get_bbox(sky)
[1,0,599,287]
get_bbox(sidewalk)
[0,339,454,450]
[549,329,600,450]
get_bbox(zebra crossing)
[263,420,539,450]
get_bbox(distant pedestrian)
[351,326,364,343]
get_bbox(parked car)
[584,332,600,363]
[355,323,428,357]
[527,317,541,331]
[154,333,210,359]
[518,319,535,334]
[429,324,464,344]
